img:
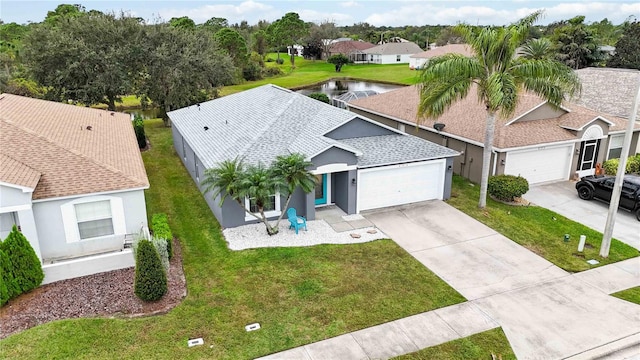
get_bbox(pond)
[124,108,162,119]
[295,80,404,100]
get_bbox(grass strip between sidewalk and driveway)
[447,176,638,273]
[394,327,516,360]
[0,119,465,360]
[611,286,640,304]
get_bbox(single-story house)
[362,42,423,64]
[409,44,473,70]
[0,94,149,284]
[348,84,640,185]
[168,84,458,228]
[328,40,375,63]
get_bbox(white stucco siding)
[0,184,33,210]
[409,57,428,69]
[32,189,148,261]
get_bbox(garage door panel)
[504,145,572,184]
[358,161,445,211]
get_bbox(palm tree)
[271,153,317,228]
[417,10,581,208]
[201,153,316,235]
[519,37,553,60]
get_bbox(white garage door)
[357,160,445,212]
[504,145,572,184]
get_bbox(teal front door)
[315,174,327,205]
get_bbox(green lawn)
[0,119,464,359]
[612,287,640,304]
[395,328,516,360]
[447,176,638,272]
[221,53,418,95]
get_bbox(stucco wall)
[517,104,566,122]
[0,184,32,209]
[33,190,147,260]
[310,147,358,168]
[333,169,357,214]
[325,117,396,140]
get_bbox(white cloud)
[157,1,279,24]
[296,9,354,25]
[341,1,361,8]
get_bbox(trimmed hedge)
[488,175,529,202]
[0,248,15,306]
[308,93,330,104]
[134,239,167,301]
[603,154,640,175]
[151,213,173,259]
[133,114,147,149]
[0,225,44,298]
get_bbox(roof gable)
[324,116,397,140]
[0,94,149,200]
[410,44,474,59]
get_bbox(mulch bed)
[0,238,186,339]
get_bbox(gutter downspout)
[492,150,498,176]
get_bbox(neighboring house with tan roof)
[328,40,375,63]
[362,42,423,64]
[348,84,640,185]
[0,93,149,284]
[409,44,474,70]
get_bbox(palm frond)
[201,157,245,206]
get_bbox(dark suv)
[576,174,640,221]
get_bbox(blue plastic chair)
[287,208,307,234]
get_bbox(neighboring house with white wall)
[409,44,473,70]
[362,42,423,64]
[0,94,149,284]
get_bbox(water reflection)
[296,80,403,100]
[124,108,161,119]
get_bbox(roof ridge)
[1,118,147,187]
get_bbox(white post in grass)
[600,77,640,257]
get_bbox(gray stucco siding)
[310,147,358,168]
[0,185,32,208]
[33,190,147,260]
[333,170,357,214]
[325,117,396,140]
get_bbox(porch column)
[305,191,315,220]
[17,209,42,262]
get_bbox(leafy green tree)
[327,54,350,72]
[215,28,249,67]
[138,23,235,125]
[201,17,228,34]
[44,4,86,26]
[133,114,146,149]
[269,12,308,67]
[0,248,16,306]
[1,225,44,296]
[134,239,167,301]
[251,29,268,56]
[588,18,623,46]
[169,16,196,31]
[608,21,640,69]
[417,11,580,208]
[24,12,145,110]
[551,16,604,69]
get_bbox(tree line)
[0,3,638,115]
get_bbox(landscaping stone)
[350,233,361,238]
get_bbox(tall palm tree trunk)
[479,111,497,208]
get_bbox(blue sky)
[1,1,638,26]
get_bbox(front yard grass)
[395,328,516,360]
[611,287,640,304]
[0,119,465,359]
[447,176,638,272]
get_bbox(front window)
[74,200,114,239]
[607,135,623,159]
[248,195,276,213]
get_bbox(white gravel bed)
[223,220,387,250]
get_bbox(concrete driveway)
[524,181,639,250]
[364,201,640,360]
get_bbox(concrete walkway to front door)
[257,201,640,360]
[315,205,374,232]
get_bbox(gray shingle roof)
[341,135,459,168]
[168,84,457,169]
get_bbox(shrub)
[603,154,640,175]
[0,248,16,306]
[134,240,167,301]
[308,93,330,104]
[242,60,263,81]
[262,66,282,77]
[133,114,146,149]
[151,237,170,272]
[0,225,44,296]
[151,213,173,259]
[265,57,275,62]
[488,175,529,202]
[275,57,284,65]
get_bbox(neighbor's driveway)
[524,181,639,250]
[364,201,640,360]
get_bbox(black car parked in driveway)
[576,174,640,221]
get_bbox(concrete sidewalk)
[257,201,640,360]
